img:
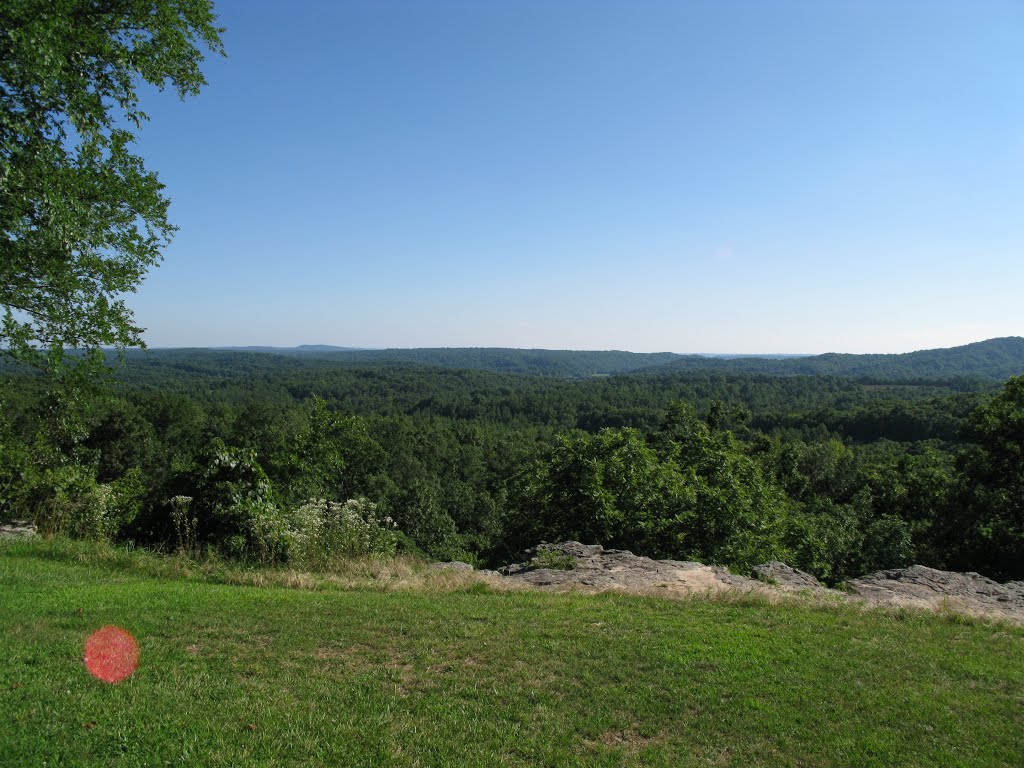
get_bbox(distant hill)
[119,337,1024,381]
[200,347,688,378]
[640,337,1024,381]
[213,344,367,353]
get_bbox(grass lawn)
[1,539,1022,767]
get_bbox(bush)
[26,465,140,540]
[861,514,915,572]
[0,421,32,520]
[367,474,461,559]
[287,498,399,566]
[168,495,199,555]
[190,440,288,564]
[783,500,864,584]
[531,547,577,571]
[28,465,101,538]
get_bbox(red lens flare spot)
[84,626,139,684]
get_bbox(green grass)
[2,539,1023,767]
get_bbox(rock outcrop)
[0,520,35,539]
[847,565,1024,623]
[428,560,475,572]
[489,542,1024,624]
[497,542,761,595]
[751,561,828,592]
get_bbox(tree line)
[2,359,1021,582]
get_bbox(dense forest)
[644,336,1024,380]
[1,342,1023,582]
[187,336,1024,380]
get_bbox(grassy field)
[2,539,1022,767]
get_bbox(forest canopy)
[2,349,1022,583]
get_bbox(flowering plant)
[288,497,399,563]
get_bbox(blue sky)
[130,0,1024,353]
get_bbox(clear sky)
[129,0,1024,354]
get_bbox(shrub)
[783,499,864,584]
[168,495,198,555]
[367,474,461,559]
[287,498,399,566]
[190,440,288,564]
[531,547,577,571]
[25,463,142,541]
[30,465,107,538]
[861,514,915,572]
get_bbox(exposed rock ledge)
[497,542,755,594]
[482,542,1024,624]
[846,566,1024,623]
[0,520,35,539]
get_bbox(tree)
[510,405,795,570]
[959,376,1024,578]
[1,0,224,371]
[513,428,675,554]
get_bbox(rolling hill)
[140,337,1024,381]
[639,337,1024,380]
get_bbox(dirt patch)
[584,724,666,753]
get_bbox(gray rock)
[536,541,604,558]
[429,561,475,572]
[0,520,35,539]
[495,543,1024,624]
[752,561,826,591]
[498,541,763,595]
[846,565,1024,621]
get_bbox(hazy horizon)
[128,1,1023,354]
[135,335,1022,358]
